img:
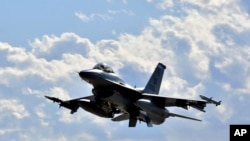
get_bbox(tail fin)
[142,63,166,94]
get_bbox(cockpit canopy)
[93,63,114,73]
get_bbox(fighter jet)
[45,63,221,127]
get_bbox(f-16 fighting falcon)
[45,63,221,127]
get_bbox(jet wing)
[104,79,142,101]
[45,95,95,114]
[141,94,207,112]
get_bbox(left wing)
[141,94,208,112]
[45,95,118,118]
[44,95,94,114]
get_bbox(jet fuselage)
[79,66,167,125]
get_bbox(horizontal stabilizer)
[169,112,201,122]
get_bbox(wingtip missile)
[44,96,79,114]
[215,101,221,106]
[199,95,221,106]
[44,95,63,103]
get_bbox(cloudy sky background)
[1,0,250,141]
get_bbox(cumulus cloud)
[157,0,174,9]
[0,99,29,119]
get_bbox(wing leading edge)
[45,95,95,114]
[45,96,80,114]
[141,94,208,112]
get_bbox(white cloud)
[30,32,92,58]
[74,132,96,141]
[217,103,234,123]
[0,33,96,87]
[0,128,21,136]
[188,47,210,79]
[34,104,49,126]
[157,0,174,9]
[107,9,134,16]
[235,77,250,96]
[0,99,29,119]
[75,9,134,22]
[75,11,112,22]
[75,11,91,22]
[161,77,205,100]
[46,87,71,100]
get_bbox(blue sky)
[0,0,160,45]
[1,0,250,141]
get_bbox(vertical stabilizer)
[142,63,166,94]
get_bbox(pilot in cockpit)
[93,63,114,73]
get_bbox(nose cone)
[79,70,100,83]
[79,70,90,80]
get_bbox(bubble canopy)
[93,63,114,73]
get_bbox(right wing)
[141,94,207,112]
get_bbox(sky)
[0,0,250,141]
